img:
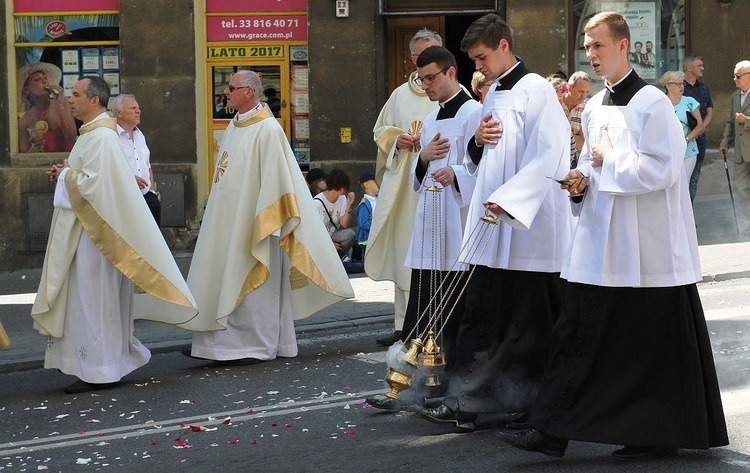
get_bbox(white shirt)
[313,192,347,236]
[117,124,152,195]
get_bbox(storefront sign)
[14,0,118,12]
[206,0,307,13]
[207,15,307,42]
[208,46,285,59]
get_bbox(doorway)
[385,14,482,97]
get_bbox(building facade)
[0,0,745,271]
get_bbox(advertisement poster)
[603,2,657,80]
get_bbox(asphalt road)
[1,279,750,472]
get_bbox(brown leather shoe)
[496,429,568,457]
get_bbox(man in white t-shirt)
[312,169,356,256]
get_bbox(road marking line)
[0,389,385,456]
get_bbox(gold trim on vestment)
[279,233,333,293]
[406,71,428,97]
[236,193,335,307]
[80,117,117,134]
[234,103,274,127]
[0,321,10,350]
[375,127,405,184]
[65,170,194,310]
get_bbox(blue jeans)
[689,137,706,202]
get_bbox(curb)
[702,270,750,283]
[0,315,395,375]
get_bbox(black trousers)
[443,267,565,414]
[529,282,728,449]
[144,191,161,226]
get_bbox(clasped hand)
[46,159,68,183]
[475,113,503,146]
[590,127,612,167]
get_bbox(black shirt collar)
[495,58,530,91]
[437,89,473,120]
[603,69,648,106]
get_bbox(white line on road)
[0,389,385,457]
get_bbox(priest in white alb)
[182,70,354,365]
[366,28,442,347]
[33,76,199,394]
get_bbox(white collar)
[237,102,263,120]
[494,61,521,85]
[439,89,462,108]
[605,69,634,93]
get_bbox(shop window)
[14,12,120,154]
[571,1,686,91]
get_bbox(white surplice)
[405,100,481,270]
[563,85,700,287]
[461,75,574,271]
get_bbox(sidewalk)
[1,151,749,372]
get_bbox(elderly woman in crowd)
[660,70,704,178]
[17,62,76,153]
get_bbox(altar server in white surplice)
[183,70,353,365]
[366,28,442,347]
[33,76,199,395]
[417,14,573,429]
[498,12,727,460]
[403,46,480,371]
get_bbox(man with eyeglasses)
[182,70,354,365]
[720,60,750,233]
[417,13,573,430]
[367,28,442,349]
[683,54,714,202]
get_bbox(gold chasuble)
[181,105,353,332]
[31,117,199,338]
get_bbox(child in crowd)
[355,170,379,262]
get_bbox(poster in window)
[293,92,309,115]
[61,50,79,74]
[602,2,657,80]
[82,48,100,71]
[103,72,120,95]
[102,47,120,70]
[63,74,78,95]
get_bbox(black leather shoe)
[417,404,476,430]
[611,446,671,460]
[64,380,119,394]
[214,358,264,366]
[366,394,405,411]
[376,331,403,346]
[496,429,568,458]
[506,413,530,430]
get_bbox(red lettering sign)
[206,0,307,13]
[207,15,307,42]
[14,0,119,12]
[46,21,67,38]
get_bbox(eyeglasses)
[415,67,450,87]
[226,84,251,92]
[733,72,750,80]
[667,82,684,86]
